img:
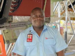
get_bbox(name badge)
[27,34,33,42]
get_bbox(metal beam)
[0,21,31,28]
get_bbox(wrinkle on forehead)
[31,10,43,15]
[31,10,45,18]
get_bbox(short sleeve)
[55,29,68,52]
[12,33,26,56]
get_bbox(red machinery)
[0,0,50,24]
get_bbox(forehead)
[31,10,43,15]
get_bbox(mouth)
[36,21,43,24]
[36,20,43,22]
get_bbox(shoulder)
[20,27,31,35]
[22,27,31,33]
[46,25,58,33]
[45,25,59,38]
[16,27,31,41]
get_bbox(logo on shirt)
[45,37,53,39]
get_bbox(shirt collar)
[30,25,47,33]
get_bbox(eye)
[31,15,43,18]
[39,15,43,18]
[31,15,36,18]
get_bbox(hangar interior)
[0,0,75,56]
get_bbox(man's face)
[30,10,44,28]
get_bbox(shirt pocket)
[24,40,36,47]
[44,39,55,46]
[44,39,56,54]
[24,39,38,56]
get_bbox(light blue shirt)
[12,25,68,56]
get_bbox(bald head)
[31,7,44,16]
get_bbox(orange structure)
[0,35,6,56]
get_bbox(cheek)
[31,20,36,24]
[32,19,36,22]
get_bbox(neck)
[33,25,44,31]
[33,25,44,36]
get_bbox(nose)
[37,16,41,19]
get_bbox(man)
[12,7,68,56]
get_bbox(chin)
[35,25,44,28]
